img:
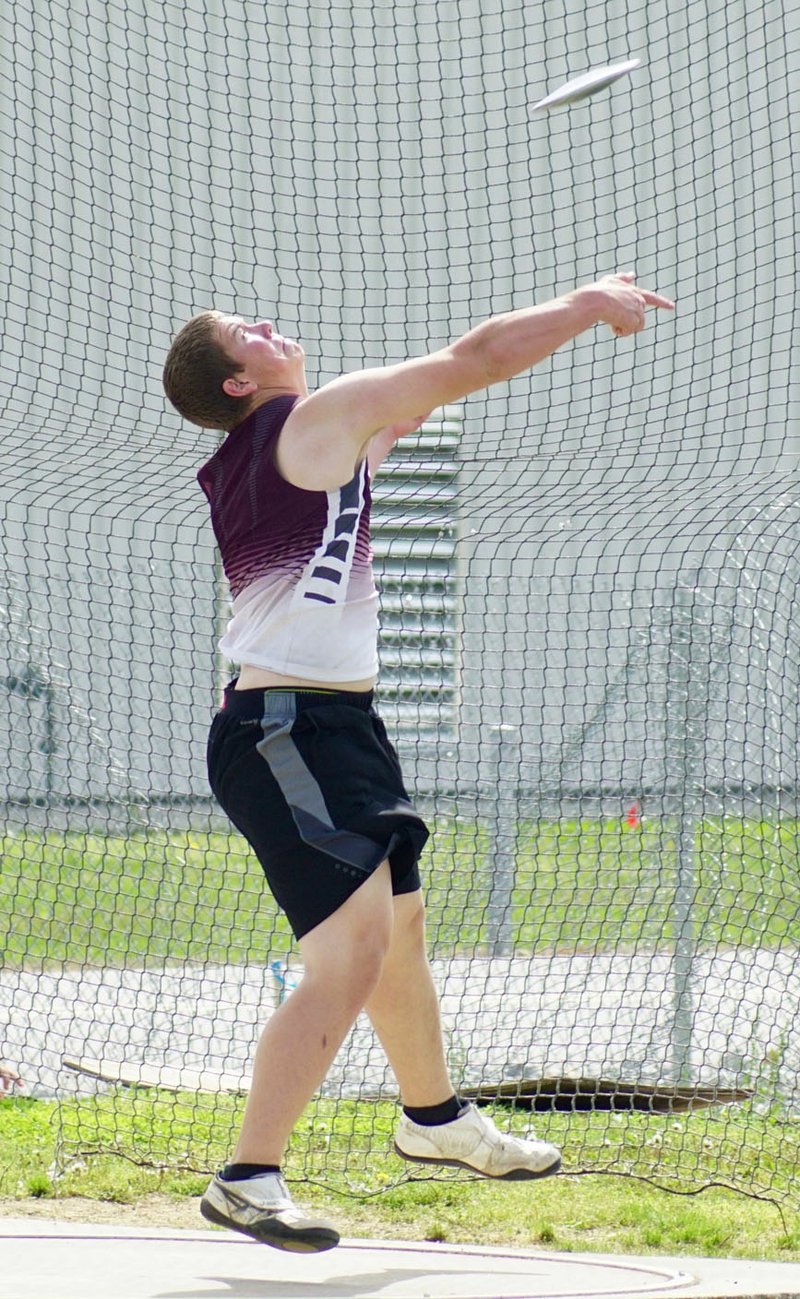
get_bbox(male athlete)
[163,272,674,1252]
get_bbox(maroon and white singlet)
[197,395,379,681]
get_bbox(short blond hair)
[162,311,246,430]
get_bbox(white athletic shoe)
[394,1104,561,1180]
[200,1170,340,1253]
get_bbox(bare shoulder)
[276,388,364,492]
[277,347,481,491]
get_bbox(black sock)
[220,1162,281,1181]
[402,1095,467,1126]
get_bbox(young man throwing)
[162,272,674,1253]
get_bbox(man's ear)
[222,375,258,398]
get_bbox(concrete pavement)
[1,1218,799,1299]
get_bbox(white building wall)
[0,0,797,808]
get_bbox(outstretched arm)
[279,273,674,490]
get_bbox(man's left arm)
[367,413,432,475]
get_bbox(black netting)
[1,0,798,1206]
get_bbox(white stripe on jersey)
[292,462,367,608]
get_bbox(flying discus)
[533,58,642,111]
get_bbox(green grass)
[1,817,799,967]
[2,818,799,1231]
[1,1098,799,1261]
[0,829,294,967]
[49,1088,800,1202]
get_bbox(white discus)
[533,58,642,111]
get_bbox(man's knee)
[392,889,427,948]
[310,922,390,1009]
[301,871,394,994]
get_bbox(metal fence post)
[666,571,704,1085]
[487,724,521,957]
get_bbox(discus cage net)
[0,0,799,1208]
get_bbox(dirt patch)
[0,1196,205,1230]
[0,1194,383,1237]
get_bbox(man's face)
[216,314,308,397]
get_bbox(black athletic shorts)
[206,681,429,939]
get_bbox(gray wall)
[0,0,797,810]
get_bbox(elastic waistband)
[221,681,375,719]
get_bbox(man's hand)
[380,413,431,441]
[281,272,674,490]
[368,412,433,474]
[0,1063,23,1093]
[587,271,675,337]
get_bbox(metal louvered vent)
[372,406,461,745]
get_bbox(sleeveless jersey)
[197,395,379,681]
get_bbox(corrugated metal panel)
[372,407,461,741]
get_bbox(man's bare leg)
[363,889,455,1107]
[233,861,394,1165]
[365,889,562,1181]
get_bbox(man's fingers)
[598,273,675,337]
[639,289,675,310]
[600,273,675,310]
[0,1065,23,1091]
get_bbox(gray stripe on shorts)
[256,704,381,875]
